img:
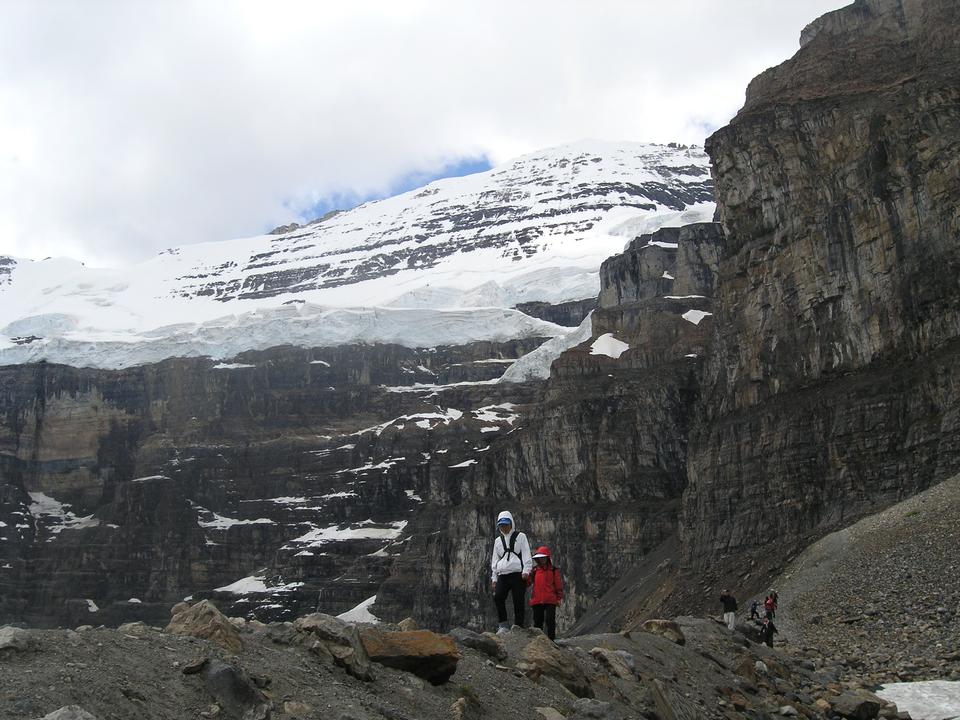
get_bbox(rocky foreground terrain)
[0,598,915,720]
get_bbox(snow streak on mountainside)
[0,141,713,368]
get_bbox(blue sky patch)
[293,154,492,225]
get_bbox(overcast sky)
[0,0,844,267]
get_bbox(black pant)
[532,604,557,640]
[494,572,526,627]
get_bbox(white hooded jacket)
[490,510,533,581]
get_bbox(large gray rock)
[294,613,373,681]
[569,698,614,719]
[831,691,883,720]
[449,627,507,660]
[0,626,34,652]
[202,660,268,719]
[516,634,593,698]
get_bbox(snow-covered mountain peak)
[0,141,714,368]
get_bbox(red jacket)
[527,546,564,606]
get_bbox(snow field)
[0,141,713,369]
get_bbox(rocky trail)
[0,596,922,720]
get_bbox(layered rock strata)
[376,224,724,633]
[0,340,545,626]
[682,0,960,596]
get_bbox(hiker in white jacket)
[490,510,533,633]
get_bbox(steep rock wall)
[683,0,960,591]
[0,340,545,626]
[376,224,724,632]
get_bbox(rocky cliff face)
[514,298,596,327]
[0,340,546,627]
[376,224,724,633]
[682,0,960,594]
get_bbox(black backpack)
[499,530,524,565]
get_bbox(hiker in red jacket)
[528,545,563,640]
[764,594,776,619]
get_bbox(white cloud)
[0,0,844,266]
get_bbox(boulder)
[449,627,507,660]
[736,620,764,644]
[359,628,460,685]
[294,613,373,681]
[570,699,614,719]
[640,619,686,645]
[516,634,593,698]
[166,600,243,654]
[0,626,34,652]
[293,613,354,645]
[589,647,635,680]
[41,708,99,720]
[397,617,419,631]
[832,691,883,720]
[202,660,266,717]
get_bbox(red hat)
[532,546,551,559]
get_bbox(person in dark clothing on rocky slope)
[720,589,738,630]
[528,545,564,640]
[490,510,532,634]
[762,617,778,648]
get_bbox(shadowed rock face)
[0,340,548,627]
[514,298,597,328]
[684,0,960,587]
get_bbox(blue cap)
[497,518,512,525]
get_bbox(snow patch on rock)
[878,681,960,720]
[681,309,713,325]
[501,312,594,382]
[337,595,380,624]
[590,333,630,359]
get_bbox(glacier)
[0,140,713,368]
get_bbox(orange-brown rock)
[165,600,242,654]
[359,628,459,685]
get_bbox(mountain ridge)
[0,140,713,369]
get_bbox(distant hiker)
[749,600,760,621]
[490,510,532,634]
[528,545,563,640]
[761,617,778,648]
[720,590,738,630]
[764,594,776,619]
